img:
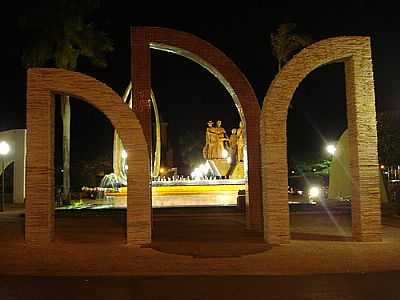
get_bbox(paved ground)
[0,202,399,276]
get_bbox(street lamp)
[326,144,336,156]
[0,141,10,212]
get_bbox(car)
[288,174,328,203]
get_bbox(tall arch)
[132,27,262,230]
[261,36,382,244]
[26,68,150,245]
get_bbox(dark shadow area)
[54,210,126,244]
[151,210,269,258]
[1,272,399,300]
[0,210,24,243]
[382,216,400,228]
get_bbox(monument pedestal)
[208,160,244,179]
[230,161,244,179]
[208,159,231,177]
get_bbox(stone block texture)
[261,37,382,244]
[27,68,150,245]
[132,27,263,231]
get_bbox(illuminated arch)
[26,68,150,245]
[261,36,382,244]
[132,27,262,230]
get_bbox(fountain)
[78,119,246,208]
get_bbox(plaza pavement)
[0,202,399,276]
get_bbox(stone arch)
[132,27,262,230]
[26,68,150,245]
[261,36,382,244]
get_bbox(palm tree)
[20,0,113,203]
[270,22,312,72]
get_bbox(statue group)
[202,120,245,162]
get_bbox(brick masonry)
[26,68,150,245]
[261,36,382,244]
[131,27,263,231]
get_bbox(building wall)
[0,129,26,203]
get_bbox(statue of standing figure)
[236,121,245,162]
[229,128,238,162]
[202,120,229,159]
[215,120,229,158]
[203,120,216,159]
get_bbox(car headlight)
[308,186,320,198]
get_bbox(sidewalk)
[0,207,399,276]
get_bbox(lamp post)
[0,141,10,212]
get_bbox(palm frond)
[270,22,312,71]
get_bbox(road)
[0,272,399,300]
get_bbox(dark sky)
[3,1,400,174]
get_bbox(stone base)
[230,162,244,179]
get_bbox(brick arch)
[26,68,150,245]
[261,36,382,244]
[132,27,262,230]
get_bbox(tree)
[270,22,312,72]
[377,111,400,166]
[20,0,113,202]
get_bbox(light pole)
[324,143,336,201]
[0,141,10,212]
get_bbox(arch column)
[261,37,382,244]
[132,27,263,230]
[26,68,150,245]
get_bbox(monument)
[236,121,244,162]
[22,28,381,249]
[229,128,238,162]
[202,120,244,179]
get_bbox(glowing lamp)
[0,141,10,156]
[326,144,336,155]
[309,186,320,198]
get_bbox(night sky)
[3,1,400,175]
